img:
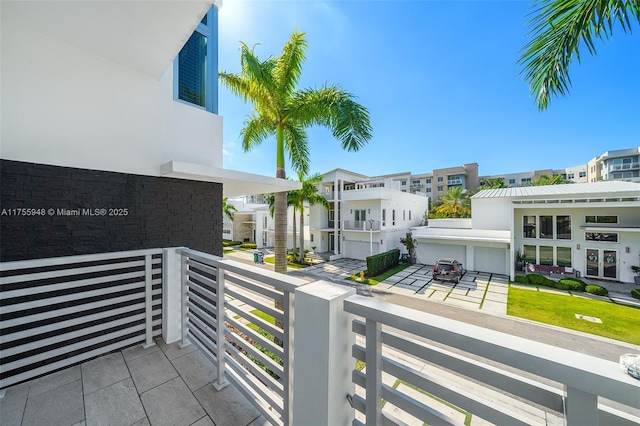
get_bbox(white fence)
[0,249,163,388]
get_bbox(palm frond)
[288,85,372,151]
[519,0,639,110]
[274,31,308,98]
[283,123,310,176]
[240,114,274,152]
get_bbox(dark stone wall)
[0,160,222,261]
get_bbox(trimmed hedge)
[366,249,400,277]
[632,289,640,300]
[585,285,609,296]
[559,278,587,292]
[223,240,242,247]
[241,243,257,249]
[527,274,547,285]
[513,275,529,284]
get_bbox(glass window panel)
[556,215,571,239]
[557,247,571,267]
[540,216,553,239]
[178,32,207,108]
[585,232,618,242]
[585,215,617,224]
[523,245,536,263]
[539,246,553,265]
[523,215,536,238]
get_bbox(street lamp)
[368,219,375,256]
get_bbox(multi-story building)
[309,169,429,260]
[587,147,640,183]
[480,169,554,187]
[392,163,479,200]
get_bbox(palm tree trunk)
[274,125,287,275]
[299,203,304,263]
[292,206,297,260]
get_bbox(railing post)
[565,386,597,426]
[365,318,382,426]
[143,254,155,348]
[283,290,294,426]
[162,247,185,344]
[213,267,228,390]
[292,281,356,426]
[180,250,191,349]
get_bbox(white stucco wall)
[1,20,223,177]
[471,198,512,230]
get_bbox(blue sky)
[217,1,640,180]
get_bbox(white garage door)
[346,240,380,260]
[474,247,508,275]
[416,242,466,266]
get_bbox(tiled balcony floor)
[0,339,269,426]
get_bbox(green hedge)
[632,289,640,300]
[513,275,529,284]
[526,274,547,285]
[559,278,587,292]
[585,285,609,296]
[223,240,242,247]
[366,249,400,277]
[241,243,257,249]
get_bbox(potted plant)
[400,232,417,264]
[515,249,525,272]
[631,265,640,285]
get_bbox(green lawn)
[262,255,307,269]
[508,286,640,345]
[346,263,412,285]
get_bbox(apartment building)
[587,147,640,183]
[309,169,429,260]
[395,163,479,200]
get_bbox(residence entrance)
[329,233,340,253]
[585,248,618,280]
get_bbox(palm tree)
[519,0,639,110]
[478,177,507,189]
[222,197,238,222]
[219,31,372,273]
[529,174,569,186]
[434,186,471,218]
[293,173,329,263]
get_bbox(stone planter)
[634,276,640,285]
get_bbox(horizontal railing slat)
[225,314,283,358]
[224,287,283,324]
[224,303,284,342]
[381,383,464,426]
[223,329,284,376]
[223,274,283,304]
[224,335,283,393]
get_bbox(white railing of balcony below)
[0,249,163,389]
[177,249,308,426]
[344,295,640,426]
[343,220,380,231]
[323,191,336,200]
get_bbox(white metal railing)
[343,220,380,231]
[447,178,463,186]
[344,295,640,426]
[178,249,308,426]
[0,249,163,388]
[607,162,639,172]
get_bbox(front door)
[329,233,335,252]
[585,248,617,279]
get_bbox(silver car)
[432,258,464,283]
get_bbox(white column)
[292,281,356,426]
[162,247,185,344]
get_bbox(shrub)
[366,249,400,277]
[223,240,242,247]
[553,281,571,290]
[513,275,529,284]
[560,279,586,292]
[632,289,640,300]
[541,278,557,288]
[585,285,609,296]
[241,243,257,249]
[527,274,547,285]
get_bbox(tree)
[528,174,569,186]
[478,177,507,189]
[519,0,639,110]
[222,197,238,222]
[219,31,372,273]
[433,187,471,218]
[292,172,329,263]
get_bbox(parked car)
[432,258,464,283]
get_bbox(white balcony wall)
[1,19,223,177]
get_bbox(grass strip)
[346,263,412,286]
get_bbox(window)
[223,229,231,234]
[585,215,617,224]
[426,179,432,184]
[263,216,267,228]
[382,209,386,226]
[392,210,396,226]
[523,215,536,238]
[556,216,571,239]
[557,247,572,267]
[521,177,532,184]
[508,179,516,184]
[437,186,444,191]
[426,188,432,193]
[540,216,553,239]
[579,171,586,178]
[310,234,314,242]
[409,210,412,221]
[539,246,553,265]
[402,180,407,186]
[412,180,420,185]
[567,173,575,179]
[586,232,618,242]
[523,245,536,263]
[174,7,218,113]
[354,209,366,221]
[437,177,443,182]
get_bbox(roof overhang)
[413,227,511,246]
[2,0,216,79]
[160,161,301,197]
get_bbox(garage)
[415,242,466,266]
[345,240,380,260]
[474,247,508,275]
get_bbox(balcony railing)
[447,178,463,186]
[343,220,380,231]
[2,248,639,426]
[606,162,640,172]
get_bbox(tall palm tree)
[529,174,569,186]
[519,0,639,110]
[219,31,372,273]
[222,197,238,221]
[434,186,471,218]
[294,172,329,263]
[479,177,507,189]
